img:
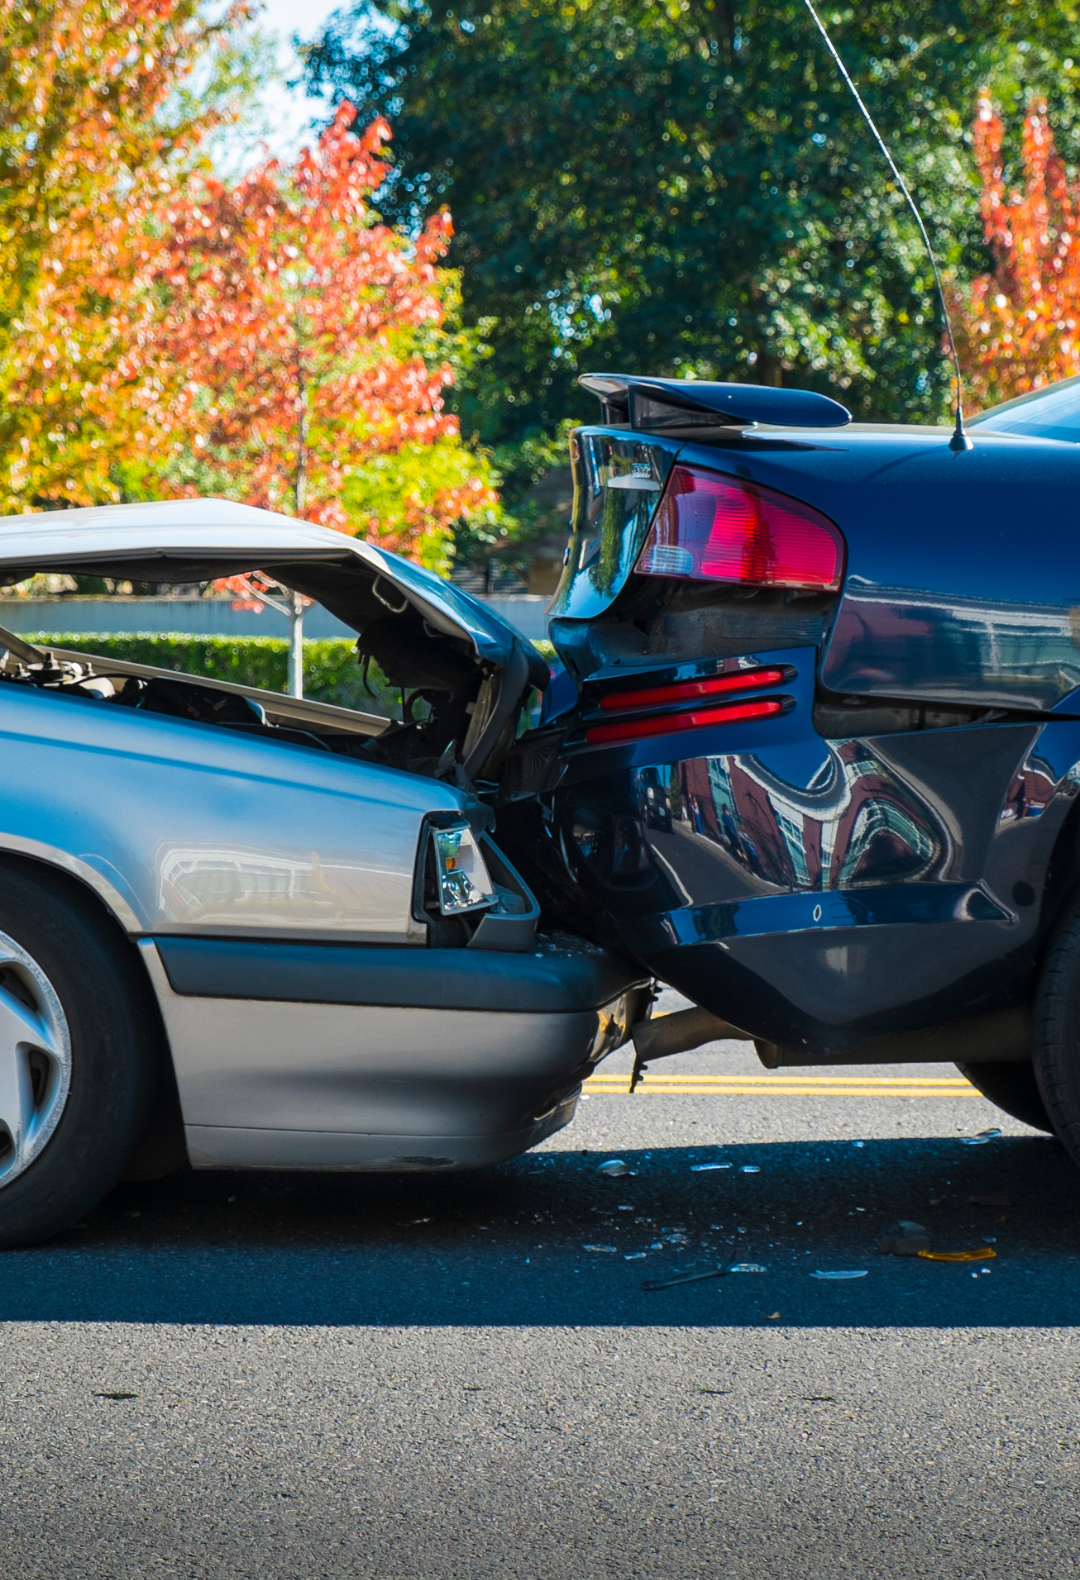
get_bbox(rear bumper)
[621,878,1023,1054]
[153,934,642,1012]
[543,647,1072,1057]
[633,904,1027,1056]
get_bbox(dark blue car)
[496,371,1080,1154]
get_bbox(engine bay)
[0,628,514,783]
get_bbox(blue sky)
[241,0,347,163]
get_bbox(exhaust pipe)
[628,1004,751,1092]
[754,1006,1032,1068]
[628,1003,1032,1086]
[630,1005,751,1064]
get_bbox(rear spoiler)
[578,373,851,432]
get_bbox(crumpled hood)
[0,498,545,684]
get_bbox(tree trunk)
[756,352,783,387]
[290,330,308,698]
[685,0,736,64]
[287,590,304,699]
[293,356,308,517]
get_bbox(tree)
[212,571,313,698]
[306,0,1080,449]
[954,95,1080,407]
[152,102,499,570]
[0,0,251,512]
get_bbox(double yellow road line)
[585,1073,978,1098]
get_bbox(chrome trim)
[606,475,662,491]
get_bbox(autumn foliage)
[0,0,247,509]
[153,104,497,565]
[0,4,498,572]
[956,95,1080,408]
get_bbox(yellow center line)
[588,1075,973,1086]
[587,1087,980,1096]
[591,1074,971,1086]
[585,1073,979,1096]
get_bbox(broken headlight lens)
[432,823,496,915]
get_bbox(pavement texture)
[3,995,1079,1577]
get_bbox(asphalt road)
[3,999,1079,1577]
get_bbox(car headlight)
[432,823,496,915]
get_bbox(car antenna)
[801,0,972,452]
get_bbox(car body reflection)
[825,577,1080,711]
[642,740,948,899]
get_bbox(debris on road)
[878,1220,930,1256]
[642,1263,734,1291]
[811,1269,868,1280]
[690,1163,732,1172]
[961,1128,1004,1146]
[598,1159,629,1177]
[968,1193,1011,1207]
[740,1165,761,1174]
[918,1246,997,1262]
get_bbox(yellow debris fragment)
[917,1247,997,1263]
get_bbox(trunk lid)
[547,376,850,686]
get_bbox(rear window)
[969,374,1080,443]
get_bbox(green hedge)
[30,633,400,715]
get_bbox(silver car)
[0,499,649,1247]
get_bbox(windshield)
[968,374,1080,443]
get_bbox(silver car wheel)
[0,929,71,1189]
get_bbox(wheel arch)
[1036,787,1080,949]
[0,833,145,932]
[0,847,186,1177]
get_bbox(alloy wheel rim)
[0,931,71,1188]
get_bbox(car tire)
[1032,889,1080,1162]
[954,1061,1054,1133]
[0,861,156,1248]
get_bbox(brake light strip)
[585,695,786,746]
[598,666,788,713]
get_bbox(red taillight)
[599,666,788,713]
[635,465,844,590]
[585,696,785,746]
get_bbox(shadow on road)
[3,1135,1078,1327]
